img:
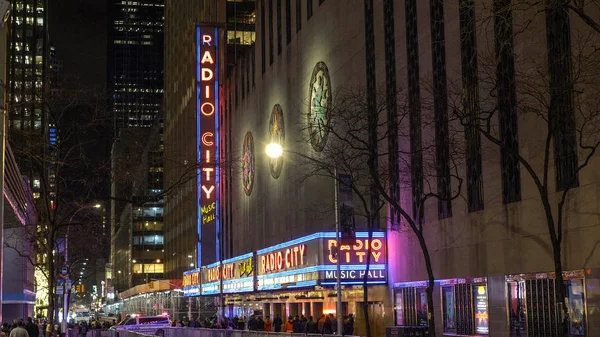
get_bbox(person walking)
[285,316,294,333]
[264,316,272,332]
[9,321,28,337]
[24,318,38,337]
[322,314,334,334]
[317,315,326,333]
[273,314,283,333]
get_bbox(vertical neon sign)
[197,26,220,266]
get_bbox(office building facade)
[166,1,600,336]
[108,0,164,129]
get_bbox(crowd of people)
[176,313,355,335]
[1,317,119,337]
[1,318,42,337]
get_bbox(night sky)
[48,0,107,92]
[48,0,111,197]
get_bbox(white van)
[73,311,92,324]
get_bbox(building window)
[286,0,291,44]
[277,0,282,54]
[546,3,578,192]
[494,0,521,204]
[261,0,266,73]
[307,0,312,19]
[440,281,489,335]
[33,179,41,188]
[429,0,452,219]
[405,0,424,222]
[296,0,301,32]
[394,286,428,326]
[442,286,456,333]
[459,0,484,212]
[268,0,274,64]
[507,276,587,337]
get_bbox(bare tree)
[299,85,463,337]
[448,1,600,335]
[5,84,111,322]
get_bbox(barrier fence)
[107,327,360,337]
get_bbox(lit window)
[33,180,40,188]
[33,192,40,199]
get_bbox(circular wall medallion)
[269,104,285,179]
[242,131,255,196]
[308,61,332,152]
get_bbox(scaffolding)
[106,291,217,321]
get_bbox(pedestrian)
[9,321,28,337]
[285,316,294,333]
[317,315,325,333]
[257,316,264,331]
[24,318,38,337]
[80,322,88,337]
[273,314,282,333]
[322,314,333,334]
[2,324,10,337]
[264,316,272,332]
[292,316,302,333]
[301,316,308,332]
[347,314,354,335]
[306,316,316,333]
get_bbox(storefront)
[392,270,589,337]
[393,277,491,336]
[506,270,587,337]
[184,231,389,324]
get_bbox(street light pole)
[62,204,102,334]
[334,168,343,335]
[266,143,343,334]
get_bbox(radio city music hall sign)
[260,244,307,274]
[323,237,387,282]
[205,257,255,283]
[197,26,220,250]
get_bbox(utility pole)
[334,169,343,335]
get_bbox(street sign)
[60,266,69,276]
[57,279,64,285]
[65,279,72,289]
[56,286,64,295]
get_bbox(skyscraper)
[108,0,164,129]
[6,0,48,132]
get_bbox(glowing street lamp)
[265,142,343,332]
[265,143,284,159]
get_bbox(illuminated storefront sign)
[183,268,201,296]
[474,285,489,334]
[200,262,221,295]
[222,253,254,294]
[193,254,255,296]
[196,25,221,265]
[184,232,387,295]
[320,236,387,283]
[256,232,387,290]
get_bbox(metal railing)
[108,327,360,337]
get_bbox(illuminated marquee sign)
[184,232,387,296]
[200,262,221,295]
[321,236,387,283]
[195,254,255,296]
[222,253,254,294]
[256,232,387,290]
[183,268,201,296]
[196,25,221,265]
[261,244,306,273]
